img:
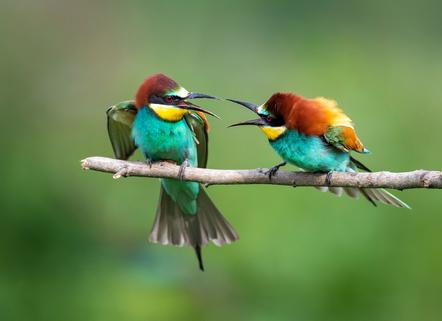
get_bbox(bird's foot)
[264,161,287,180]
[325,171,334,186]
[292,177,297,188]
[178,159,190,180]
[144,158,154,168]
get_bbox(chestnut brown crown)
[135,73,181,108]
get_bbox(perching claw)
[264,161,287,180]
[178,159,190,180]
[144,158,154,168]
[325,171,334,186]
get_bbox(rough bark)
[80,156,442,190]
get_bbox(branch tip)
[80,159,90,170]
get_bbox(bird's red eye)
[266,116,273,122]
[165,96,173,103]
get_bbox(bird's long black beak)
[226,98,259,113]
[227,98,263,127]
[228,118,266,127]
[176,101,220,119]
[186,92,218,100]
[177,92,219,118]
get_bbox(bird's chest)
[132,107,196,164]
[270,129,349,171]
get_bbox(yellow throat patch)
[149,103,187,122]
[260,126,287,140]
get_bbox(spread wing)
[106,100,137,160]
[184,111,209,168]
[313,97,368,153]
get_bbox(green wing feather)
[324,126,348,152]
[184,112,208,168]
[106,100,137,160]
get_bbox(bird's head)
[135,73,218,121]
[228,93,299,141]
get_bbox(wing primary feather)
[106,101,137,160]
[350,156,372,172]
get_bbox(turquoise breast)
[132,107,197,166]
[270,129,350,172]
[132,106,199,215]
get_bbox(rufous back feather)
[265,93,365,152]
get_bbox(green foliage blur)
[2,1,442,320]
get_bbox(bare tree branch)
[81,156,442,190]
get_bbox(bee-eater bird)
[228,92,410,208]
[106,73,239,271]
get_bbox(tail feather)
[343,187,359,198]
[194,245,204,271]
[328,187,343,196]
[149,187,239,270]
[323,160,411,209]
[362,188,411,209]
[359,188,377,207]
[315,186,357,198]
[149,188,189,246]
[316,185,410,208]
[197,189,239,246]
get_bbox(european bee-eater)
[228,92,410,208]
[106,73,239,271]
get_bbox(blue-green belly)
[270,129,350,172]
[132,107,199,215]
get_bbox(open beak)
[226,98,259,113]
[186,92,218,100]
[228,118,266,127]
[226,98,263,128]
[175,92,219,118]
[176,101,220,119]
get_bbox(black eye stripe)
[261,114,284,126]
[148,94,182,105]
[162,95,181,104]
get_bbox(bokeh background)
[2,0,442,320]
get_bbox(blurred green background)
[2,0,442,320]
